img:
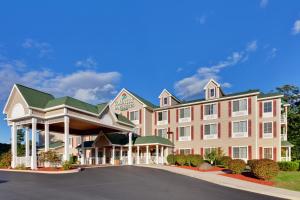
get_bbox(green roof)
[16,84,55,109]
[127,89,159,109]
[258,92,283,99]
[97,103,108,114]
[281,141,294,147]
[45,96,99,114]
[105,133,129,145]
[76,141,94,149]
[224,89,260,97]
[133,136,174,146]
[115,113,134,126]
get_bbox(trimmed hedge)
[251,159,279,180]
[0,151,11,168]
[167,154,176,165]
[278,161,299,171]
[219,156,232,168]
[247,159,259,169]
[190,155,204,167]
[176,155,186,166]
[228,159,246,174]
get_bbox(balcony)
[281,134,287,141]
[281,114,287,124]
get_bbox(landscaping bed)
[220,173,274,186]
[177,165,223,172]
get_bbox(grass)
[272,171,300,191]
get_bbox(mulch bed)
[37,167,76,171]
[177,165,223,172]
[220,172,274,186]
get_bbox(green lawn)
[272,171,300,191]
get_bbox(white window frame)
[179,106,191,123]
[263,121,273,138]
[163,97,169,106]
[178,125,191,141]
[203,123,218,140]
[129,110,140,125]
[203,103,217,120]
[204,147,217,158]
[232,120,248,138]
[179,148,191,155]
[263,147,273,160]
[263,100,273,118]
[157,128,168,139]
[157,110,168,125]
[210,88,215,98]
[232,98,248,117]
[232,146,248,161]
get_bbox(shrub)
[15,164,26,170]
[167,154,176,165]
[0,151,11,168]
[278,161,299,171]
[69,156,78,164]
[38,150,61,167]
[251,159,279,180]
[176,155,186,166]
[206,150,217,165]
[247,159,259,169]
[190,155,204,167]
[62,161,72,170]
[185,154,194,166]
[228,159,246,174]
[219,156,232,168]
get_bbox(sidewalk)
[138,165,300,200]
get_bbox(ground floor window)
[204,147,217,158]
[158,128,168,139]
[263,147,273,159]
[232,146,248,159]
[179,148,191,155]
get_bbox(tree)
[17,129,25,157]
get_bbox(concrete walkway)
[139,165,300,200]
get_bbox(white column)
[120,146,123,163]
[146,145,149,164]
[11,123,17,168]
[160,146,164,164]
[63,116,70,161]
[288,147,291,161]
[95,147,99,164]
[112,146,115,165]
[128,132,133,165]
[31,118,37,170]
[156,145,159,164]
[80,136,85,165]
[137,146,140,164]
[44,122,49,152]
[103,147,106,164]
[25,128,30,158]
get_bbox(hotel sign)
[114,93,135,111]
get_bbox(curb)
[0,168,80,174]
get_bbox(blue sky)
[1,0,300,143]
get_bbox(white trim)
[178,106,191,123]
[258,95,283,101]
[231,146,248,161]
[262,146,273,160]
[157,110,168,126]
[128,109,140,124]
[231,120,248,138]
[158,89,181,103]
[110,88,149,109]
[255,96,258,159]
[3,85,30,114]
[143,107,146,136]
[263,121,273,139]
[203,103,218,120]
[157,128,168,139]
[178,125,191,141]
[178,148,192,155]
[231,98,248,117]
[203,79,220,89]
[262,100,273,118]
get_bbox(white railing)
[281,114,287,124]
[16,156,31,167]
[281,134,287,141]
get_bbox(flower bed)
[176,165,223,172]
[220,173,274,186]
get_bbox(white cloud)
[292,20,300,35]
[196,15,207,25]
[22,38,53,58]
[174,42,257,99]
[266,47,278,60]
[260,0,268,8]
[246,40,257,52]
[75,57,98,68]
[0,60,121,104]
[176,67,183,72]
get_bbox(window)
[130,111,139,122]
[232,147,248,160]
[158,128,168,139]
[210,88,215,97]
[264,102,272,113]
[157,110,168,125]
[263,148,273,159]
[263,122,273,138]
[179,149,191,155]
[232,99,248,116]
[179,107,191,123]
[204,124,217,139]
[163,97,168,106]
[204,104,217,115]
[232,121,248,137]
[179,126,191,141]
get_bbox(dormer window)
[210,89,215,98]
[163,97,168,106]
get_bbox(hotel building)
[3,79,293,169]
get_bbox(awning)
[281,141,294,147]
